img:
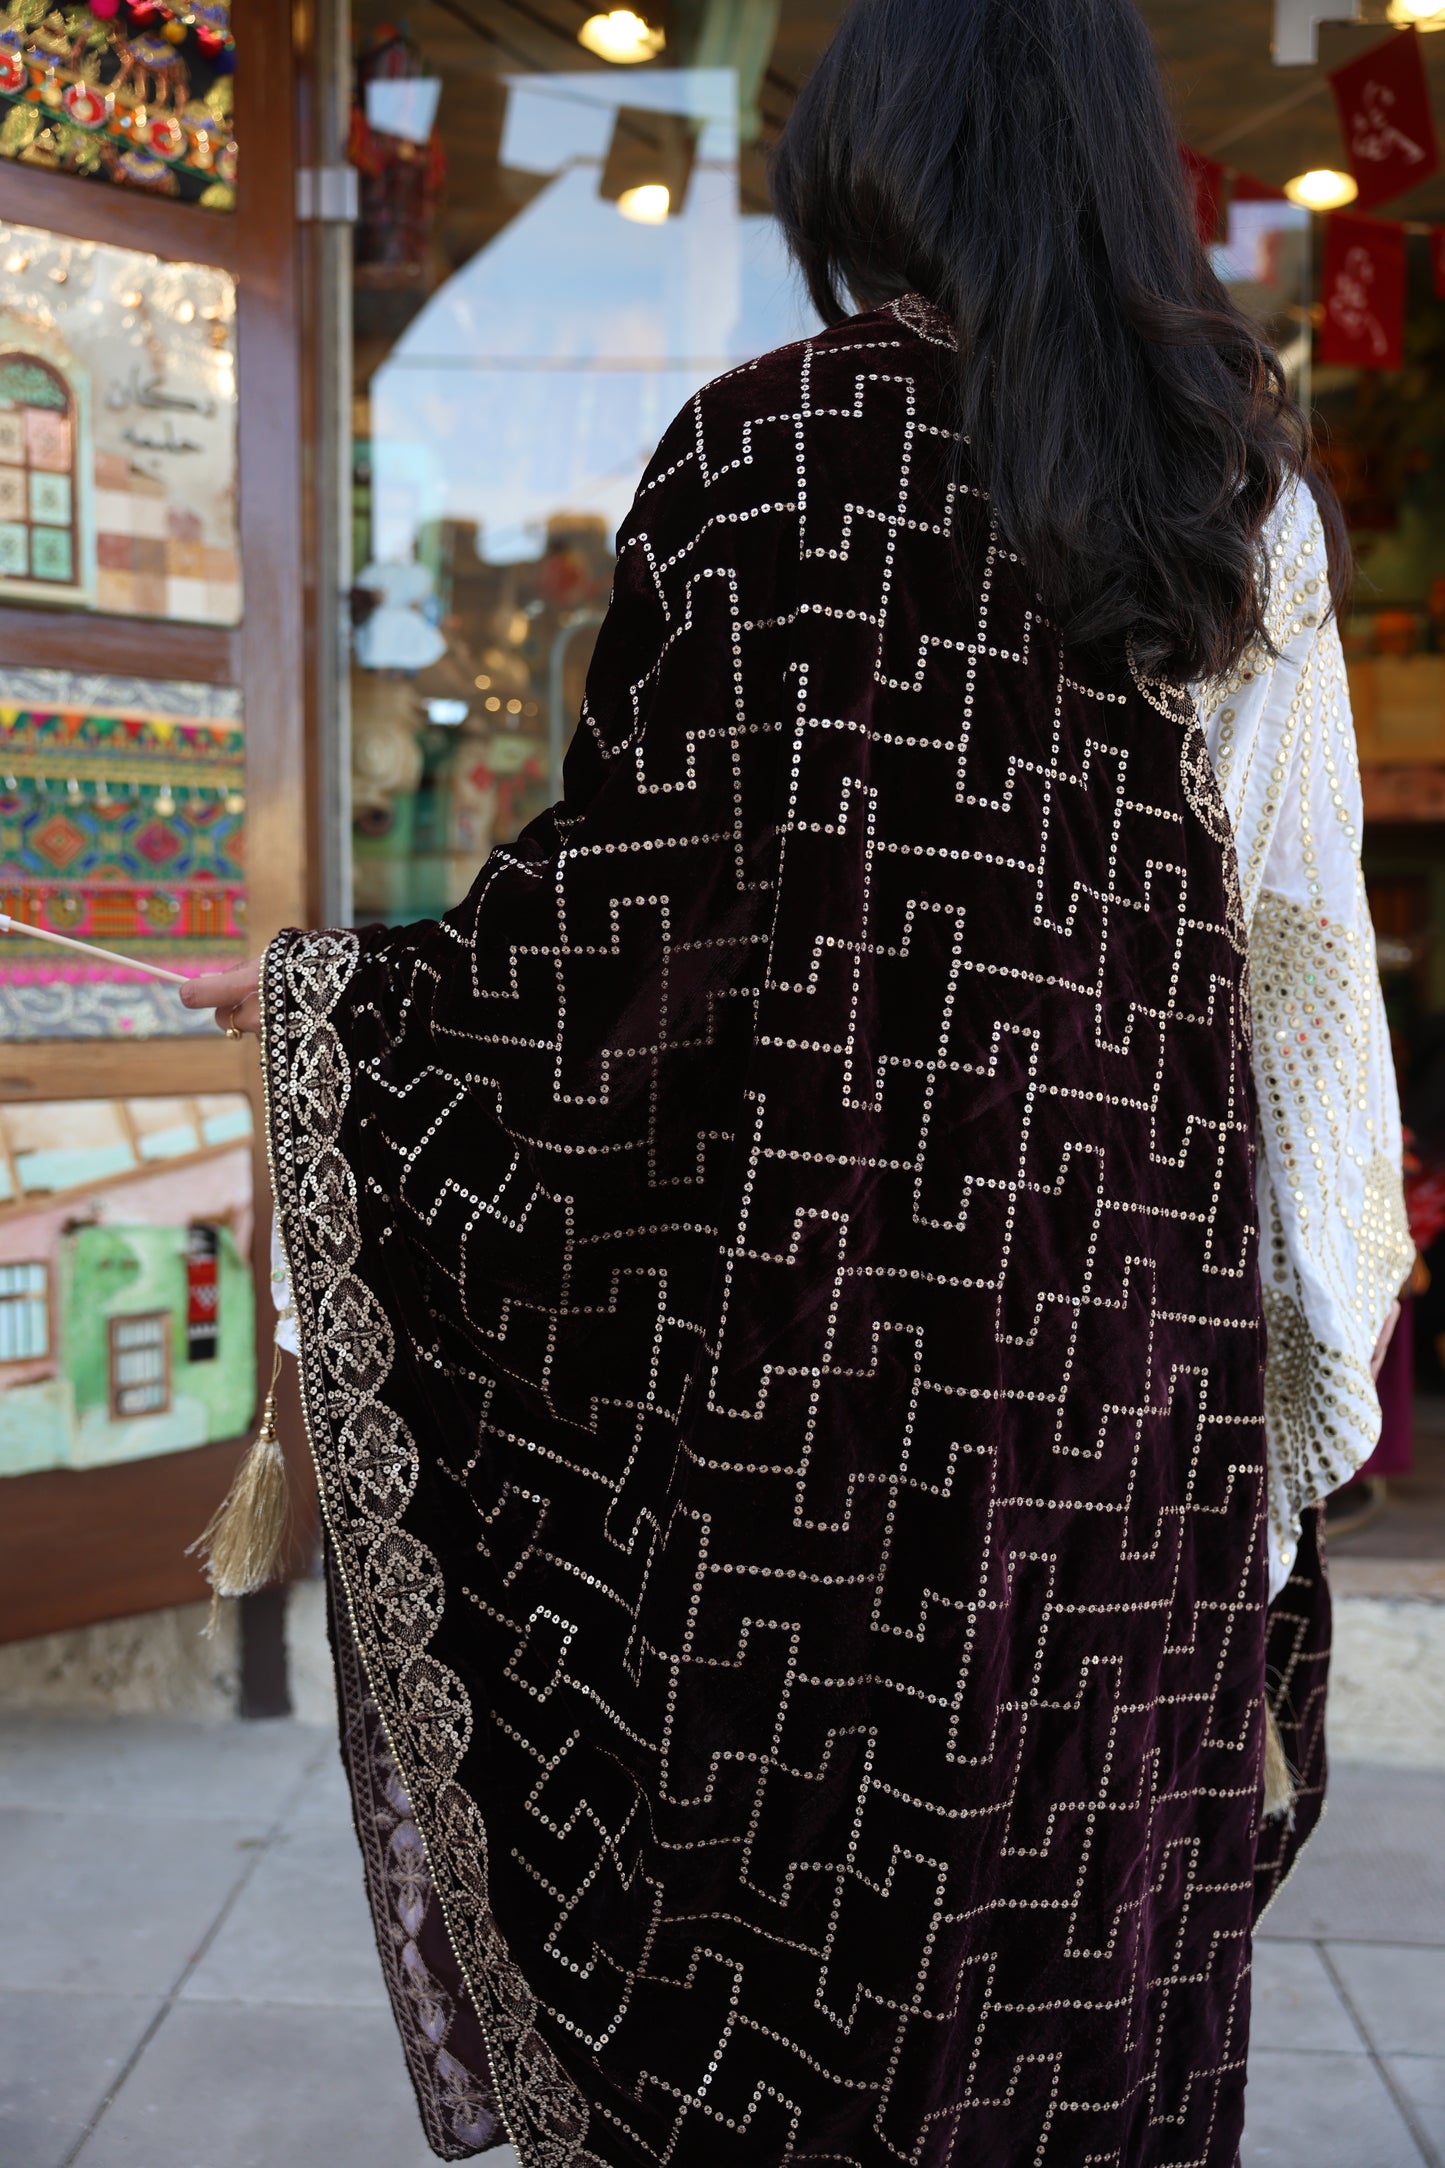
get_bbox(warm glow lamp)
[616,182,671,223]
[1283,168,1360,209]
[577,9,665,62]
[1387,1,1445,25]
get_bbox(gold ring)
[224,1002,243,1040]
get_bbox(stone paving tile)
[0,1712,326,1824]
[1386,2058,1445,2158]
[1248,1941,1360,2055]
[71,2000,519,2168]
[181,1827,390,2010]
[0,1988,161,2168]
[286,1737,354,1828]
[0,1806,256,1998]
[1258,1764,1445,1946]
[1325,1944,1445,2059]
[1,1716,1439,2168]
[1240,2049,1425,2167]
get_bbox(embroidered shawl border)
[260,926,603,2168]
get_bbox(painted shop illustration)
[0,1091,255,1479]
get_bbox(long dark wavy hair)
[769,0,1349,685]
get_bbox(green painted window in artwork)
[108,1311,170,1419]
[0,358,68,410]
[0,352,79,596]
[60,1223,254,1450]
[0,1263,49,1364]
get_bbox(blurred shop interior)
[1,0,1443,1688]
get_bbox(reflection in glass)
[1210,189,1313,409]
[348,4,827,925]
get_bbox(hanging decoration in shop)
[1328,25,1439,211]
[0,0,236,206]
[1179,25,1445,375]
[1232,170,1288,202]
[1181,144,1226,245]
[350,27,446,284]
[1318,210,1407,367]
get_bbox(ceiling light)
[616,182,670,223]
[577,10,664,63]
[1284,168,1359,209]
[1388,1,1445,24]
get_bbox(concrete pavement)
[1,1712,1441,2168]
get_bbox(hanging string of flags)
[1331,22,1437,209]
[1185,23,1445,372]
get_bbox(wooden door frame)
[0,0,319,1645]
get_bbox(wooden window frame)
[107,1310,174,1422]
[0,352,83,606]
[0,1259,52,1369]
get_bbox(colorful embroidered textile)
[263,300,1355,2167]
[0,3,236,209]
[0,677,245,1037]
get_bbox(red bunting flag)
[1180,146,1225,246]
[1432,227,1445,302]
[1318,214,1406,371]
[1330,28,1439,212]
[1231,173,1287,202]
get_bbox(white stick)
[0,912,191,985]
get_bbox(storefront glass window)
[1142,2,1445,1469]
[343,0,1445,1518]
[347,1,839,925]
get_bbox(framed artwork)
[0,1,235,209]
[0,1090,256,1479]
[0,666,247,1037]
[0,219,239,622]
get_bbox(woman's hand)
[180,958,262,1037]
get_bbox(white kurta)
[1195,482,1414,1597]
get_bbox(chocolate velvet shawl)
[263,298,1317,2168]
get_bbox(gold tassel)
[1262,1697,1297,1826]
[189,1343,289,1635]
